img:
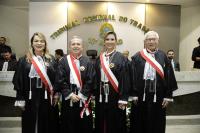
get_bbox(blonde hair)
[103,31,117,52]
[104,31,117,42]
[26,32,52,63]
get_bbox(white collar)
[71,54,82,60]
[105,49,116,56]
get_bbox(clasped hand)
[70,93,81,103]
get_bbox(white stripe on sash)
[100,52,119,93]
[32,56,53,104]
[140,49,164,79]
[67,54,82,89]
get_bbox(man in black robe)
[129,31,178,133]
[55,36,95,133]
[0,49,17,71]
[191,37,200,69]
[0,36,12,58]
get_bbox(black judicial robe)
[95,51,129,133]
[12,56,59,133]
[55,55,95,133]
[126,58,133,98]
[171,60,180,71]
[129,50,178,133]
[0,59,17,71]
[192,46,200,69]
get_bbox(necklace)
[106,50,116,64]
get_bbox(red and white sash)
[80,95,92,118]
[67,54,82,89]
[100,52,119,93]
[31,56,54,103]
[140,49,164,79]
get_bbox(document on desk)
[0,71,15,81]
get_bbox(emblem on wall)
[99,22,114,38]
[88,22,123,46]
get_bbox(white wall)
[179,5,200,71]
[30,2,145,57]
[29,2,68,55]
[107,3,145,59]
[0,5,28,58]
[67,2,107,55]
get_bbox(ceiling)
[0,0,200,9]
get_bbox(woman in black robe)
[129,31,178,133]
[13,32,59,133]
[95,31,129,133]
[55,36,95,133]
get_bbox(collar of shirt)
[71,54,82,60]
[3,57,12,61]
[58,57,63,61]
[171,59,175,70]
[105,49,116,57]
[146,48,158,57]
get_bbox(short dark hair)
[167,49,174,54]
[3,45,12,53]
[198,37,200,44]
[55,49,64,56]
[0,37,6,41]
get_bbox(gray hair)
[144,30,159,40]
[70,36,83,45]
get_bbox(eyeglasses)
[145,38,157,42]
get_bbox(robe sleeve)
[130,56,138,97]
[118,56,130,102]
[54,58,71,98]
[192,48,197,61]
[12,57,25,100]
[0,60,3,70]
[6,60,17,71]
[47,58,57,93]
[94,58,100,97]
[80,60,96,98]
[164,55,178,98]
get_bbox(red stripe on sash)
[80,95,92,118]
[31,59,53,94]
[140,51,164,79]
[70,54,82,89]
[100,53,119,93]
